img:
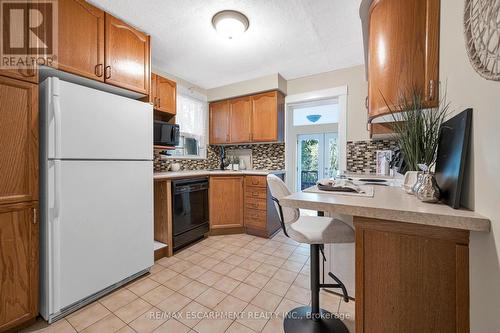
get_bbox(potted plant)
[384,90,450,201]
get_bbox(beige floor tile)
[198,257,221,270]
[292,273,309,289]
[320,290,342,312]
[231,283,261,302]
[227,267,252,282]
[293,247,310,256]
[162,274,192,291]
[193,317,233,333]
[175,249,196,260]
[128,278,160,296]
[260,246,277,256]
[149,264,166,274]
[212,276,241,294]
[198,246,218,256]
[177,301,212,328]
[149,268,178,284]
[250,252,271,263]
[243,242,263,251]
[287,254,309,265]
[156,292,191,313]
[197,270,223,287]
[129,307,167,333]
[244,272,270,289]
[261,317,284,333]
[20,318,77,333]
[299,265,310,276]
[169,260,193,273]
[114,298,153,324]
[284,285,311,304]
[265,256,286,268]
[226,321,257,333]
[80,314,126,333]
[100,288,138,312]
[272,269,298,284]
[67,302,110,331]
[280,260,304,273]
[262,279,291,297]
[254,263,279,277]
[211,250,232,261]
[209,241,228,250]
[250,290,282,312]
[156,256,180,267]
[234,248,255,258]
[223,254,246,266]
[275,298,304,318]
[185,253,206,264]
[221,244,241,254]
[178,280,210,299]
[236,304,270,332]
[238,258,261,271]
[183,265,208,279]
[152,319,191,333]
[195,288,227,309]
[141,285,175,306]
[214,295,248,313]
[211,261,236,275]
[116,326,136,333]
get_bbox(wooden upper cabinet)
[229,96,252,143]
[105,14,150,94]
[0,202,39,332]
[155,75,177,115]
[367,0,440,120]
[209,101,230,144]
[251,91,283,142]
[0,77,38,205]
[56,0,105,81]
[209,177,244,229]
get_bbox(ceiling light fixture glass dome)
[212,10,249,39]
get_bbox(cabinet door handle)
[365,96,369,109]
[33,208,37,224]
[105,66,111,79]
[95,64,104,77]
[158,98,161,107]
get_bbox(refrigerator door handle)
[53,95,62,158]
[54,160,61,219]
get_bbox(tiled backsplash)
[346,140,398,173]
[154,143,285,172]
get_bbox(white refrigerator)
[39,77,154,322]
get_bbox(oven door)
[172,178,209,236]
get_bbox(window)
[170,89,208,159]
[292,99,339,126]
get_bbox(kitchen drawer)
[245,188,267,200]
[245,197,266,211]
[245,209,267,229]
[245,176,267,188]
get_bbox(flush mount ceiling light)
[212,10,249,39]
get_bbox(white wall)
[439,0,500,331]
[287,65,369,142]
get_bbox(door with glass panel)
[297,132,338,191]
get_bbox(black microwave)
[154,121,180,146]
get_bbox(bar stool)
[267,174,354,333]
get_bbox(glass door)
[297,132,338,191]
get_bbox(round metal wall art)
[464,0,500,81]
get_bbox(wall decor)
[464,0,500,80]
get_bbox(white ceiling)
[89,0,364,89]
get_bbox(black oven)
[172,178,209,251]
[154,121,180,146]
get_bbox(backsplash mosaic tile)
[154,143,285,172]
[346,140,398,173]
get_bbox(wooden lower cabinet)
[0,202,39,332]
[209,176,245,234]
[244,176,282,238]
[354,217,469,333]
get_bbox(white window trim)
[285,86,348,191]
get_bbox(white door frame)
[284,86,348,191]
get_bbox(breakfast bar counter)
[280,187,490,333]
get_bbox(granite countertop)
[153,169,286,180]
[280,186,490,232]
